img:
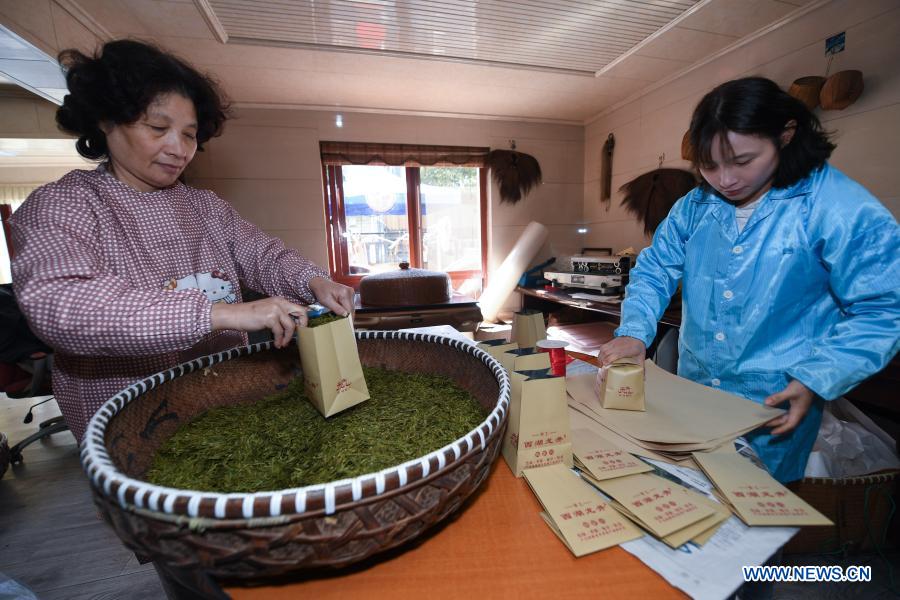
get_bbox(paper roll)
[479,221,549,323]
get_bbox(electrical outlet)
[826,32,845,55]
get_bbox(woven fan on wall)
[620,168,697,236]
[486,141,542,204]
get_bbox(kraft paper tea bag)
[502,368,573,477]
[475,339,519,362]
[599,357,645,411]
[511,308,547,349]
[499,347,551,374]
[571,428,652,481]
[590,472,715,538]
[693,451,833,526]
[297,316,370,417]
[659,490,731,548]
[523,463,642,556]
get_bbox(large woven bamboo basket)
[81,331,509,580]
[785,469,898,554]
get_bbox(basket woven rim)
[80,330,510,521]
[796,468,899,486]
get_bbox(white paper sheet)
[570,292,623,304]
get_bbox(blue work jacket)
[616,164,900,482]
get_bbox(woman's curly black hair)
[689,77,835,190]
[56,39,229,160]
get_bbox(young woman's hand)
[594,336,646,396]
[309,276,355,318]
[211,297,307,348]
[763,380,815,435]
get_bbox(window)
[321,142,489,294]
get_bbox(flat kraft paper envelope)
[660,490,731,548]
[500,347,551,374]
[503,369,573,476]
[602,489,728,548]
[476,339,519,362]
[568,402,692,465]
[693,452,833,526]
[572,428,652,480]
[523,463,642,556]
[589,472,716,537]
[298,317,370,417]
[511,309,547,349]
[566,360,784,445]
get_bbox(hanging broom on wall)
[487,140,542,204]
[620,168,697,237]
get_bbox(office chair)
[0,284,68,464]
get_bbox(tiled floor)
[2,393,898,599]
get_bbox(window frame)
[323,164,489,291]
[0,204,13,261]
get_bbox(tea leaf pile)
[146,366,485,492]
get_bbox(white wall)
[185,108,584,310]
[584,0,900,252]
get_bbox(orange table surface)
[227,461,686,600]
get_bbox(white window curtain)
[1,184,38,284]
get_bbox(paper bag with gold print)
[523,463,643,556]
[475,339,519,362]
[502,368,573,477]
[511,308,547,348]
[693,451,833,526]
[499,347,551,374]
[297,316,370,417]
[600,357,645,411]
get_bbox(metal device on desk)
[543,249,632,296]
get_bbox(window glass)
[341,165,410,274]
[420,167,480,271]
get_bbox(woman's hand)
[309,276,355,318]
[763,380,815,435]
[211,297,307,348]
[594,336,646,396]
[597,336,646,367]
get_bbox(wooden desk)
[517,286,682,327]
[226,462,684,600]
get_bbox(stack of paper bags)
[571,428,652,482]
[523,463,643,556]
[502,368,573,476]
[587,471,731,549]
[475,338,518,362]
[694,451,833,527]
[572,428,730,548]
[499,347,551,373]
[566,361,785,464]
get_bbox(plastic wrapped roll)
[479,221,549,323]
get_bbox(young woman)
[599,77,899,482]
[11,40,354,443]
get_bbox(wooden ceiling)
[0,0,815,123]
[204,0,700,75]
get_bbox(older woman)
[11,39,354,442]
